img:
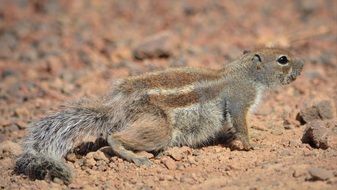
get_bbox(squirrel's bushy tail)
[15,96,128,182]
[15,152,72,182]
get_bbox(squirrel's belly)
[168,100,225,147]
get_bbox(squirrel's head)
[244,48,304,88]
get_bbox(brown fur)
[148,80,228,108]
[118,68,220,93]
[149,90,200,108]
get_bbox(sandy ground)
[0,0,336,189]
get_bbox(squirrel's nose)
[293,59,304,72]
[289,59,304,81]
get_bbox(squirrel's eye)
[277,56,288,65]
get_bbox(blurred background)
[0,0,336,189]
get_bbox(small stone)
[14,107,30,118]
[284,124,292,130]
[158,175,165,181]
[110,47,132,61]
[85,152,95,159]
[271,129,283,135]
[84,152,97,168]
[19,49,38,63]
[279,149,292,156]
[296,100,336,124]
[187,156,197,164]
[296,107,320,124]
[180,175,194,184]
[0,158,13,170]
[292,166,308,178]
[84,157,96,168]
[288,140,299,147]
[176,163,185,170]
[0,134,5,144]
[1,69,15,79]
[0,119,12,127]
[214,146,223,153]
[161,157,177,170]
[93,151,109,162]
[316,100,336,120]
[165,175,174,181]
[53,177,64,185]
[96,160,108,171]
[0,140,22,156]
[308,167,333,181]
[251,125,268,131]
[133,31,179,60]
[283,120,294,130]
[192,150,201,156]
[166,147,183,161]
[15,121,27,129]
[66,153,77,162]
[301,120,330,149]
[297,0,316,19]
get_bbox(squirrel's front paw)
[229,139,253,151]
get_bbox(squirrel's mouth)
[281,59,304,85]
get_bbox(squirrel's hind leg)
[107,137,152,166]
[108,114,171,166]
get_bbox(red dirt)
[0,1,337,189]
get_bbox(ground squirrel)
[15,47,303,182]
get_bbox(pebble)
[187,155,197,165]
[0,119,12,127]
[93,150,109,162]
[252,125,268,131]
[133,31,179,60]
[308,167,334,181]
[14,107,30,118]
[1,69,16,79]
[316,100,336,120]
[0,140,22,156]
[161,157,177,170]
[84,158,96,168]
[166,147,184,161]
[292,165,308,178]
[52,177,64,185]
[180,175,194,184]
[283,123,293,130]
[271,129,283,135]
[301,120,330,149]
[84,153,96,168]
[0,157,13,169]
[19,49,38,63]
[15,121,27,129]
[297,100,336,124]
[66,153,77,162]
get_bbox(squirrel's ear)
[243,50,251,54]
[252,54,262,62]
[252,54,262,70]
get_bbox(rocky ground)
[0,0,337,189]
